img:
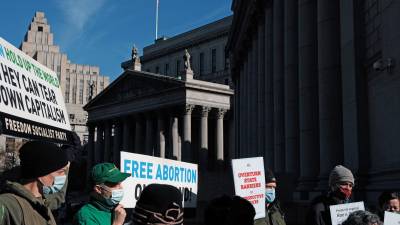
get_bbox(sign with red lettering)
[232,157,265,219]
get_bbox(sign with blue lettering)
[120,151,198,208]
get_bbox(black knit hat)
[226,196,256,225]
[19,141,69,179]
[133,184,183,225]
[265,169,276,183]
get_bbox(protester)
[226,196,256,225]
[254,169,286,225]
[0,140,69,225]
[131,183,184,225]
[204,195,256,225]
[377,191,400,219]
[342,210,382,225]
[306,165,355,225]
[73,163,130,225]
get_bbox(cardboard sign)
[120,151,198,208]
[329,201,365,225]
[0,37,71,143]
[232,157,266,219]
[384,211,400,225]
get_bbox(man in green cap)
[73,163,130,225]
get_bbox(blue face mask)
[265,188,276,203]
[101,186,124,206]
[43,175,67,195]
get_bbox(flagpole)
[155,0,159,40]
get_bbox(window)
[69,114,75,120]
[72,85,77,104]
[199,52,205,75]
[165,63,169,75]
[79,80,84,104]
[66,69,70,73]
[211,49,217,73]
[57,66,61,72]
[38,26,43,32]
[86,71,90,75]
[93,72,97,75]
[65,91,69,103]
[176,60,181,76]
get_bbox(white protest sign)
[232,157,266,219]
[120,151,198,208]
[0,37,71,143]
[329,201,365,225]
[384,211,400,225]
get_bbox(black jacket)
[254,200,286,225]
[306,192,349,225]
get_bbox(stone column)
[103,121,112,162]
[273,0,285,173]
[216,109,227,161]
[145,115,153,156]
[170,116,179,160]
[113,120,122,166]
[317,0,343,188]
[236,68,245,157]
[252,29,259,156]
[122,117,130,151]
[258,17,266,158]
[134,115,143,153]
[243,58,249,157]
[264,6,274,169]
[157,113,166,158]
[284,0,299,174]
[95,123,104,164]
[297,0,319,190]
[200,106,211,168]
[183,104,195,162]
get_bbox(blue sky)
[0,0,232,81]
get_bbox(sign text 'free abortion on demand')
[120,151,198,208]
[232,157,266,219]
[0,37,71,143]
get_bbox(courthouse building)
[85,16,235,222]
[227,0,400,221]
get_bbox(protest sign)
[120,151,198,208]
[0,37,71,143]
[329,201,365,225]
[232,157,266,219]
[384,211,400,225]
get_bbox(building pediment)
[84,70,184,110]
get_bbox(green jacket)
[0,181,57,225]
[254,201,286,225]
[73,194,114,225]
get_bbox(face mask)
[337,186,352,200]
[265,188,276,203]
[101,186,124,206]
[42,175,67,195]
